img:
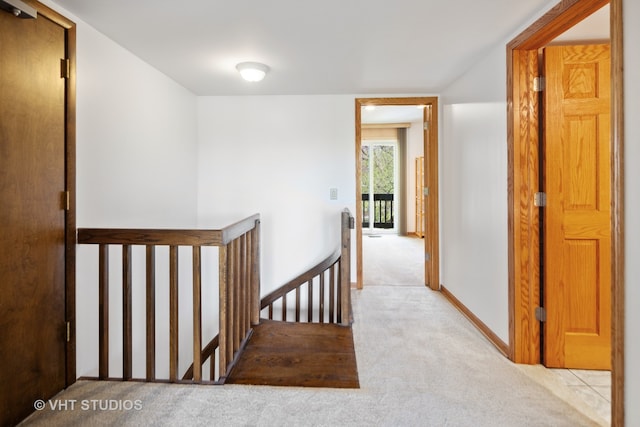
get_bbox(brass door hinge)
[534,192,547,207]
[62,191,70,211]
[533,76,545,92]
[60,58,70,79]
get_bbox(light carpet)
[21,286,599,427]
[363,234,425,287]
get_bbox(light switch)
[330,188,338,200]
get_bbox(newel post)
[251,219,261,325]
[340,209,354,326]
[218,243,229,379]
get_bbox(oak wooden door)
[543,44,611,369]
[0,9,69,425]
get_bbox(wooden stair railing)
[183,208,354,383]
[257,208,353,326]
[77,214,260,384]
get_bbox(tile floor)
[548,368,611,426]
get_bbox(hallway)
[361,233,610,426]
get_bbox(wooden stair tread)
[225,319,360,388]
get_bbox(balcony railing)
[362,193,394,229]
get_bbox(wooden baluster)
[240,234,247,339]
[98,244,109,379]
[251,221,261,325]
[244,232,250,335]
[307,279,313,322]
[146,245,156,381]
[218,244,228,379]
[232,238,240,353]
[225,243,233,368]
[169,245,179,382]
[268,304,273,320]
[214,351,218,382]
[319,272,325,323]
[295,287,301,322]
[337,260,342,323]
[122,245,132,380]
[329,264,336,324]
[193,246,202,383]
[282,293,287,321]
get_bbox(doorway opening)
[355,97,439,290]
[507,0,623,424]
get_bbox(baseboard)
[440,285,510,358]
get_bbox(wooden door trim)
[25,0,77,387]
[507,0,623,425]
[355,97,439,291]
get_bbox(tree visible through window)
[361,143,395,228]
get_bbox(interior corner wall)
[74,27,199,229]
[440,43,509,342]
[623,0,640,419]
[196,95,356,294]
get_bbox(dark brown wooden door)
[0,10,68,426]
[543,44,611,369]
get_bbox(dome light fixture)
[236,62,270,82]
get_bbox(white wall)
[74,31,198,229]
[440,44,509,342]
[197,96,355,294]
[45,1,200,379]
[623,0,640,422]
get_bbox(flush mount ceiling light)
[236,62,270,82]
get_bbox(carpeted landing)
[21,286,602,427]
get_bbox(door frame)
[506,0,623,424]
[355,97,439,290]
[24,0,77,386]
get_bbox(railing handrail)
[220,213,261,245]
[260,248,341,309]
[77,213,260,246]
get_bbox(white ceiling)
[52,0,557,96]
[359,4,610,125]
